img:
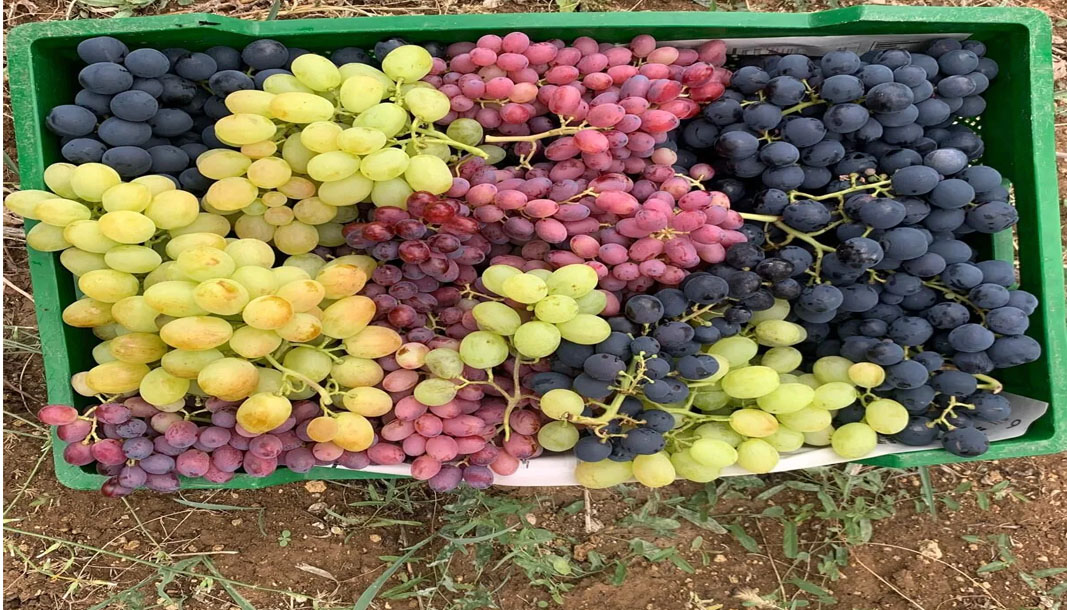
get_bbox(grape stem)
[787,178,893,203]
[974,374,1004,394]
[921,280,989,323]
[414,127,491,159]
[264,353,334,406]
[927,396,975,430]
[567,357,647,429]
[772,221,835,253]
[484,125,590,144]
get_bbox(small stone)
[212,545,225,551]
[231,518,242,526]
[714,554,728,563]
[524,513,537,525]
[307,502,326,514]
[305,481,326,494]
[370,534,382,543]
[920,539,943,560]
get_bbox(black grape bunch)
[673,37,1038,458]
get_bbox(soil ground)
[3,1,1067,609]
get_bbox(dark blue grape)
[642,357,672,381]
[639,410,676,433]
[1006,290,1038,315]
[931,370,978,396]
[987,335,1041,367]
[374,37,409,61]
[654,288,688,318]
[46,105,97,137]
[174,52,217,81]
[643,378,688,405]
[205,45,243,71]
[731,66,770,94]
[620,427,666,455]
[78,36,128,63]
[624,295,664,324]
[583,353,626,382]
[102,146,152,178]
[574,436,613,462]
[938,49,980,75]
[630,336,660,356]
[242,39,289,69]
[968,283,1010,309]
[530,372,573,395]
[942,426,988,457]
[676,354,719,380]
[572,374,613,400]
[893,416,939,445]
[953,351,995,374]
[554,341,592,371]
[61,138,107,163]
[208,70,254,96]
[595,332,632,360]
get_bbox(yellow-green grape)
[264,206,295,226]
[864,398,909,434]
[85,361,150,394]
[755,320,807,347]
[848,362,886,389]
[36,198,91,227]
[43,163,79,199]
[413,378,458,407]
[98,211,156,244]
[339,62,392,88]
[539,388,584,420]
[176,246,236,282]
[197,149,252,179]
[230,266,277,300]
[777,406,832,433]
[159,316,233,350]
[533,294,579,324]
[692,389,729,411]
[407,139,450,162]
[830,422,878,459]
[482,264,522,296]
[320,295,374,339]
[139,368,190,406]
[458,330,509,368]
[72,371,96,396]
[545,264,598,298]
[341,386,393,417]
[4,189,53,219]
[131,174,176,196]
[278,134,314,175]
[480,145,506,164]
[575,460,634,489]
[26,223,71,252]
[282,254,325,278]
[196,357,259,401]
[274,221,320,255]
[343,325,403,359]
[756,382,815,414]
[556,314,611,345]
[237,393,293,434]
[242,295,294,330]
[804,425,834,447]
[277,313,323,343]
[314,264,364,299]
[234,214,275,241]
[224,89,276,115]
[671,450,721,483]
[689,438,738,468]
[797,373,821,389]
[318,174,373,208]
[513,321,562,359]
[445,118,484,147]
[215,113,277,145]
[144,281,206,317]
[228,326,282,359]
[295,198,338,225]
[224,239,275,268]
[93,341,116,364]
[497,273,544,304]
[204,177,258,212]
[246,157,292,189]
[721,365,780,399]
[538,421,580,452]
[354,103,408,138]
[145,190,199,230]
[307,151,361,182]
[404,87,450,122]
[261,191,288,208]
[170,213,231,238]
[61,220,114,253]
[338,126,387,156]
[193,278,250,315]
[424,348,464,379]
[381,45,433,81]
[104,245,162,274]
[813,356,854,385]
[471,302,521,335]
[749,298,791,324]
[269,92,335,123]
[291,53,341,91]
[69,163,121,202]
[300,121,342,153]
[263,73,313,94]
[339,75,386,113]
[764,426,805,452]
[633,452,676,488]
[78,269,139,303]
[707,335,759,368]
[404,154,452,194]
[571,292,603,317]
[371,178,414,208]
[62,298,113,328]
[327,411,372,452]
[327,254,377,278]
[728,408,779,437]
[101,182,152,212]
[331,356,383,388]
[91,323,125,341]
[359,147,410,182]
[275,279,325,313]
[283,346,333,382]
[110,296,160,333]
[244,141,280,161]
[811,381,859,410]
[761,346,803,374]
[736,438,780,474]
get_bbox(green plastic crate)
[7,7,1065,491]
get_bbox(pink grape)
[38,404,79,426]
[144,473,180,492]
[381,418,415,442]
[384,370,420,393]
[154,436,183,456]
[91,439,126,465]
[425,435,459,461]
[441,414,485,437]
[118,464,147,488]
[524,42,557,64]
[555,47,582,66]
[455,436,487,455]
[469,444,500,466]
[203,466,235,484]
[96,403,131,424]
[292,400,321,421]
[198,426,231,449]
[410,455,442,480]
[175,449,210,477]
[101,478,134,497]
[402,433,428,457]
[463,465,494,489]
[63,442,95,466]
[58,419,93,442]
[587,103,625,128]
[414,413,443,437]
[368,442,406,465]
[476,34,502,51]
[337,450,370,470]
[122,437,153,459]
[125,397,161,418]
[475,403,506,426]
[490,451,520,475]
[249,434,282,459]
[502,433,538,459]
[284,447,316,473]
[313,441,344,462]
[428,464,463,492]
[509,410,541,435]
[502,32,530,53]
[211,409,237,428]
[244,453,277,477]
[210,446,242,472]
[228,434,250,450]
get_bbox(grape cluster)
[427,33,729,179]
[37,398,373,495]
[46,36,287,181]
